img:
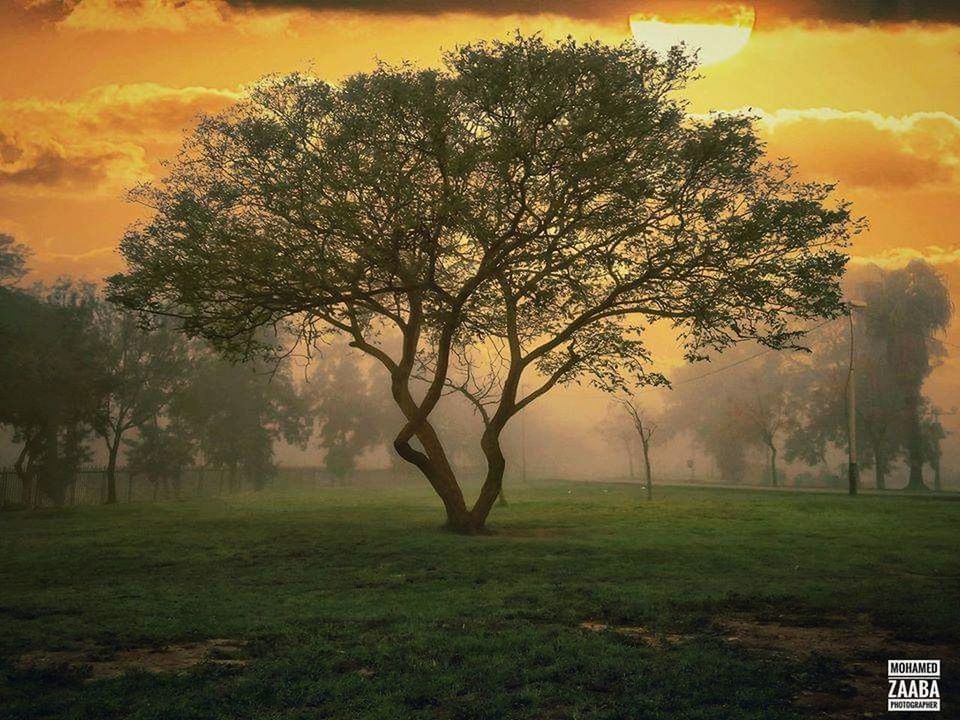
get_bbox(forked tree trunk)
[105,435,121,504]
[469,427,508,532]
[393,421,474,532]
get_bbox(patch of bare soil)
[17,638,246,681]
[582,614,955,718]
[579,621,692,648]
[718,614,957,719]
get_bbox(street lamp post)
[846,301,866,496]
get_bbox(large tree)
[861,260,951,491]
[109,36,857,532]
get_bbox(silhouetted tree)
[737,354,798,486]
[616,398,657,499]
[171,350,311,492]
[92,299,189,504]
[862,260,951,491]
[785,318,904,489]
[667,350,800,485]
[0,234,30,287]
[0,282,107,505]
[309,346,390,484]
[110,36,858,531]
[125,420,194,500]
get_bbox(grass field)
[1,481,958,719]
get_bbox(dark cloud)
[0,146,118,188]
[221,0,960,26]
[14,0,960,28]
[0,129,144,193]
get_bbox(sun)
[630,5,755,66]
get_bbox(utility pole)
[847,302,866,496]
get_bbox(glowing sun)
[630,5,755,66]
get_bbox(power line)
[670,317,838,387]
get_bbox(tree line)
[607,260,953,493]
[1,235,455,507]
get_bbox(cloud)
[225,0,960,26]
[0,83,239,196]
[17,0,960,32]
[0,131,147,196]
[741,108,960,190]
[851,246,960,268]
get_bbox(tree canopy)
[109,35,859,531]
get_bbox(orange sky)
[2,0,959,413]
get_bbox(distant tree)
[599,404,637,480]
[616,398,657,499]
[0,282,108,505]
[109,36,858,531]
[0,234,30,287]
[309,346,390,484]
[171,350,311,492]
[125,421,195,500]
[667,350,799,486]
[785,319,904,490]
[862,260,952,490]
[92,299,189,504]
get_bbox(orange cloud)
[0,130,145,195]
[0,83,240,196]
[851,246,960,268]
[743,108,960,190]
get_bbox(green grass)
[1,481,958,719]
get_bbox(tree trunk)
[392,410,475,531]
[904,393,928,491]
[873,447,886,490]
[624,439,635,480]
[641,440,652,501]
[769,445,778,487]
[466,427,508,533]
[105,437,120,504]
[14,443,31,506]
[932,460,942,492]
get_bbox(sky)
[2,0,959,424]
